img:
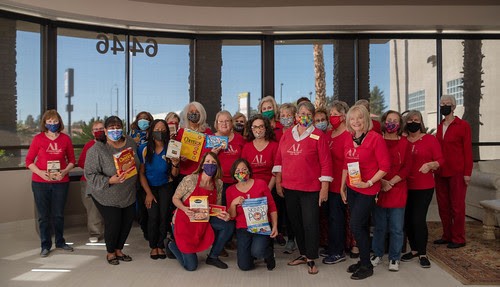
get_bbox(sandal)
[107,256,119,265]
[288,255,307,266]
[307,261,318,275]
[116,254,132,262]
[157,249,166,260]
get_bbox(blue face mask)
[315,122,328,131]
[138,119,150,131]
[45,123,60,133]
[203,163,218,177]
[107,129,123,141]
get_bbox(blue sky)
[16,30,390,126]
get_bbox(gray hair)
[181,101,209,131]
[440,94,456,106]
[297,101,315,116]
[329,100,349,115]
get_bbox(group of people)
[26,93,472,280]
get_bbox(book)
[113,147,137,180]
[180,129,206,162]
[242,197,271,235]
[189,196,209,222]
[166,140,182,159]
[209,204,226,217]
[47,160,60,181]
[205,134,229,150]
[347,162,361,185]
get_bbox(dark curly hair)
[246,114,276,142]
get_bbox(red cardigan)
[436,116,473,177]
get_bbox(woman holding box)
[227,158,278,271]
[26,109,75,257]
[169,152,233,270]
[340,105,390,280]
[84,116,139,265]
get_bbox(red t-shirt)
[26,132,76,183]
[376,137,412,208]
[78,140,96,181]
[343,131,391,195]
[225,179,277,229]
[218,133,246,183]
[241,140,279,186]
[407,134,444,190]
[275,127,333,192]
[274,121,284,142]
[372,119,382,134]
[436,116,473,177]
[326,130,351,194]
[175,127,212,176]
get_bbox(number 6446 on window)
[96,34,158,57]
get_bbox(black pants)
[136,186,148,238]
[147,182,174,249]
[327,192,346,256]
[92,197,136,254]
[405,188,434,255]
[284,188,319,259]
[270,187,286,235]
[347,187,375,268]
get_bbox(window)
[446,78,464,106]
[408,90,426,111]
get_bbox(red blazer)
[436,117,473,177]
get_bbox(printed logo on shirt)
[287,144,302,156]
[345,148,359,160]
[223,144,239,156]
[46,143,62,155]
[251,155,267,167]
[328,141,335,149]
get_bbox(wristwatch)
[367,180,374,187]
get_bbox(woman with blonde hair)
[232,112,247,139]
[165,112,181,139]
[259,96,283,141]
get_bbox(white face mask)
[253,131,265,139]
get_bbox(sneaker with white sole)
[370,255,382,267]
[89,237,99,243]
[389,260,399,271]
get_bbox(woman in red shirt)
[434,94,473,249]
[340,105,390,280]
[401,110,444,268]
[26,110,75,257]
[370,110,412,272]
[259,96,283,142]
[227,158,278,271]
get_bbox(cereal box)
[166,140,182,159]
[189,196,209,222]
[47,160,60,181]
[180,129,206,162]
[347,162,361,185]
[242,197,271,235]
[113,147,137,180]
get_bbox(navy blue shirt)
[138,143,171,187]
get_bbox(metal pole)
[280,83,283,104]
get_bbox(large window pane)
[0,18,41,168]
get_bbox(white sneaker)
[389,260,400,271]
[89,237,99,243]
[370,255,382,267]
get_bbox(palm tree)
[314,44,326,109]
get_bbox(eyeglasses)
[217,120,231,124]
[251,125,265,130]
[235,168,248,173]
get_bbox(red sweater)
[436,116,473,177]
[343,131,391,196]
[376,137,412,208]
[372,119,382,134]
[241,140,279,186]
[26,133,75,183]
[326,130,351,194]
[175,127,212,176]
[274,127,333,192]
[274,121,284,142]
[218,133,246,183]
[407,134,444,190]
[226,179,277,229]
[78,140,96,181]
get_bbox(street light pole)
[280,82,283,104]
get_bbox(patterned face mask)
[187,113,200,123]
[107,129,123,141]
[45,123,60,133]
[234,171,250,182]
[280,117,294,127]
[385,122,399,134]
[298,115,313,128]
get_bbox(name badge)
[310,134,320,140]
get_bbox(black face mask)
[440,105,452,116]
[407,122,421,133]
[234,123,244,132]
[352,132,367,146]
[152,131,168,141]
[187,113,200,123]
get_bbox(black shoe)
[419,256,431,268]
[117,254,132,262]
[350,252,359,258]
[347,262,361,273]
[350,265,373,280]
[265,255,276,271]
[447,242,466,249]
[319,249,329,257]
[165,246,176,259]
[206,257,228,269]
[433,239,451,245]
[401,252,418,262]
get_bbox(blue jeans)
[236,228,273,271]
[169,224,198,271]
[208,216,234,258]
[372,205,405,260]
[32,181,70,250]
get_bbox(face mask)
[45,123,60,133]
[107,129,123,141]
[253,131,265,139]
[407,122,421,133]
[298,115,313,128]
[262,110,275,120]
[203,163,217,177]
[152,131,168,141]
[187,113,200,123]
[315,122,328,131]
[385,122,399,134]
[234,171,250,182]
[234,123,244,132]
[352,132,367,146]
[280,117,294,127]
[138,119,150,130]
[440,105,452,116]
[93,130,104,139]
[329,115,343,130]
